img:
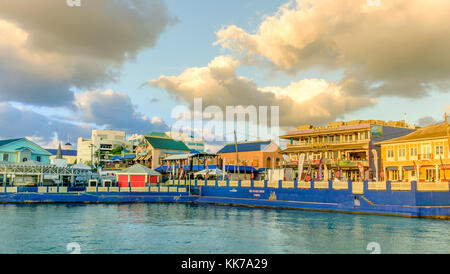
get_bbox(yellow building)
[280,119,415,181]
[378,123,450,182]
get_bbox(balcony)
[283,159,369,168]
[418,154,433,160]
[286,139,369,149]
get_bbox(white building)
[77,130,126,164]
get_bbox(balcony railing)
[418,154,433,160]
[283,159,369,167]
[287,139,369,148]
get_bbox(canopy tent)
[194,168,225,178]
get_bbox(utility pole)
[234,130,240,179]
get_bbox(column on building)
[435,164,440,182]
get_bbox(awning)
[386,166,398,171]
[143,154,152,161]
[403,166,415,170]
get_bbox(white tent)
[194,168,225,177]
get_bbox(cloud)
[149,56,376,127]
[0,0,176,106]
[74,89,169,133]
[214,0,450,99]
[0,102,91,148]
[416,116,441,127]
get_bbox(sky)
[0,0,449,151]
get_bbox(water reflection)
[0,203,448,254]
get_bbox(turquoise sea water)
[0,203,448,254]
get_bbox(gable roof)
[117,164,161,175]
[46,149,77,156]
[0,138,51,155]
[217,140,273,154]
[0,138,23,148]
[145,136,190,151]
[377,123,450,144]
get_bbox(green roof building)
[135,135,190,169]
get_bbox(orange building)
[216,140,282,169]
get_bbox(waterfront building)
[47,142,77,164]
[378,122,450,182]
[134,135,191,169]
[280,120,416,181]
[216,140,282,170]
[0,138,51,165]
[77,129,126,163]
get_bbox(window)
[387,149,395,160]
[391,170,399,181]
[364,131,369,140]
[435,145,444,157]
[410,147,418,158]
[2,154,9,162]
[426,169,436,182]
[36,156,41,162]
[335,135,340,142]
[398,148,406,159]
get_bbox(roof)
[163,152,217,161]
[155,164,257,173]
[217,141,272,154]
[145,136,190,151]
[110,154,136,160]
[71,162,92,170]
[377,123,450,144]
[0,138,23,148]
[117,164,161,175]
[146,132,168,138]
[46,149,77,156]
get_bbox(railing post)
[348,179,352,194]
[363,180,368,194]
[386,180,392,192]
[238,179,241,188]
[226,179,229,187]
[264,180,267,188]
[278,180,282,189]
[410,180,417,192]
[294,179,298,189]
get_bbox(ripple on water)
[0,203,448,254]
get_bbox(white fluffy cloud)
[74,89,168,133]
[0,0,176,106]
[150,56,376,127]
[215,0,450,98]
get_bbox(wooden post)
[234,130,240,179]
